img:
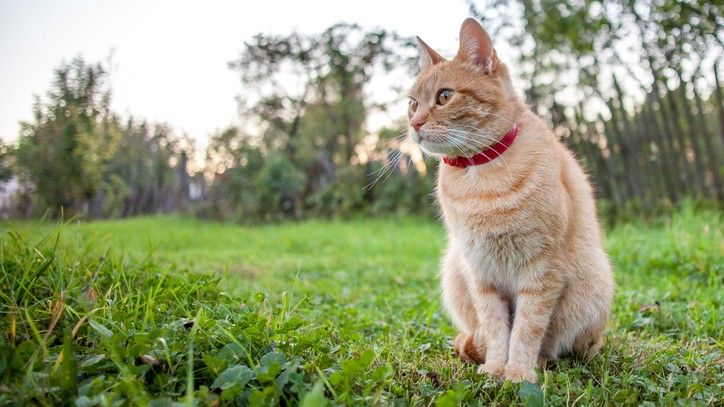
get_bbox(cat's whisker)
[452,130,502,148]
[484,112,517,127]
[450,133,509,170]
[449,127,499,143]
[365,149,404,190]
[450,128,512,160]
[439,133,473,158]
[379,133,411,150]
[369,150,399,176]
[446,129,509,169]
[380,153,410,185]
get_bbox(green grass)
[0,208,721,406]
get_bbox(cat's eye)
[409,98,418,112]
[436,89,454,105]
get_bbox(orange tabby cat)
[408,18,614,383]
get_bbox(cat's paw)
[477,361,505,378]
[503,364,538,383]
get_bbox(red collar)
[443,124,519,169]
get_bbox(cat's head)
[408,18,522,157]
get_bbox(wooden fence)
[560,66,723,213]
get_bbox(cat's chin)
[417,141,473,158]
[415,142,445,156]
[410,130,478,157]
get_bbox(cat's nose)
[412,119,427,131]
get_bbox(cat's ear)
[416,36,445,70]
[455,18,498,74]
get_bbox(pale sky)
[0,0,477,147]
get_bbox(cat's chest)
[454,229,549,284]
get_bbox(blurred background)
[0,0,721,224]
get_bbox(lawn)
[0,208,721,406]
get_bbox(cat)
[408,18,614,383]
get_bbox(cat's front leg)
[503,288,559,383]
[468,281,511,378]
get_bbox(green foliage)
[470,0,720,105]
[9,18,719,224]
[106,121,184,217]
[2,207,721,405]
[199,24,419,223]
[254,155,306,221]
[197,127,264,222]
[11,57,191,219]
[15,58,116,213]
[0,143,15,184]
[0,227,315,405]
[306,165,368,217]
[468,1,723,211]
[369,163,436,217]
[518,381,544,407]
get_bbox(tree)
[13,56,191,218]
[15,57,120,215]
[205,23,416,221]
[230,23,410,166]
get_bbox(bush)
[306,165,368,217]
[370,163,436,217]
[254,154,306,221]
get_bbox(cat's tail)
[453,332,486,364]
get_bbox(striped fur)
[409,19,614,383]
